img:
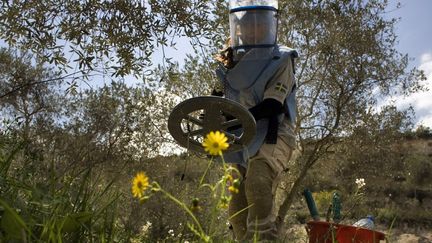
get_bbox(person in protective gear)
[213,0,298,240]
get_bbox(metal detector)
[168,96,256,154]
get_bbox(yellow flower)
[219,196,231,209]
[202,131,229,156]
[228,179,240,194]
[228,185,239,194]
[132,172,149,198]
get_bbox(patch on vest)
[275,82,288,93]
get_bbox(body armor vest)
[215,45,298,165]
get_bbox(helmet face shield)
[229,10,277,48]
[228,0,278,61]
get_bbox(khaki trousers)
[229,137,293,241]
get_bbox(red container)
[306,221,386,243]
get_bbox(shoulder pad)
[275,45,299,59]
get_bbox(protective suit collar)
[226,47,274,90]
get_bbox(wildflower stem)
[208,154,228,237]
[228,203,254,221]
[158,188,207,240]
[386,216,397,242]
[199,157,213,187]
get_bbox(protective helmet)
[229,0,278,61]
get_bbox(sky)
[384,0,432,128]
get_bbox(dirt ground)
[386,228,432,243]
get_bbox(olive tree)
[275,0,425,225]
[158,0,426,230]
[0,0,224,77]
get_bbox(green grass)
[1,135,431,242]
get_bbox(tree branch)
[0,70,88,100]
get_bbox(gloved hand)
[249,98,283,121]
[215,37,236,69]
